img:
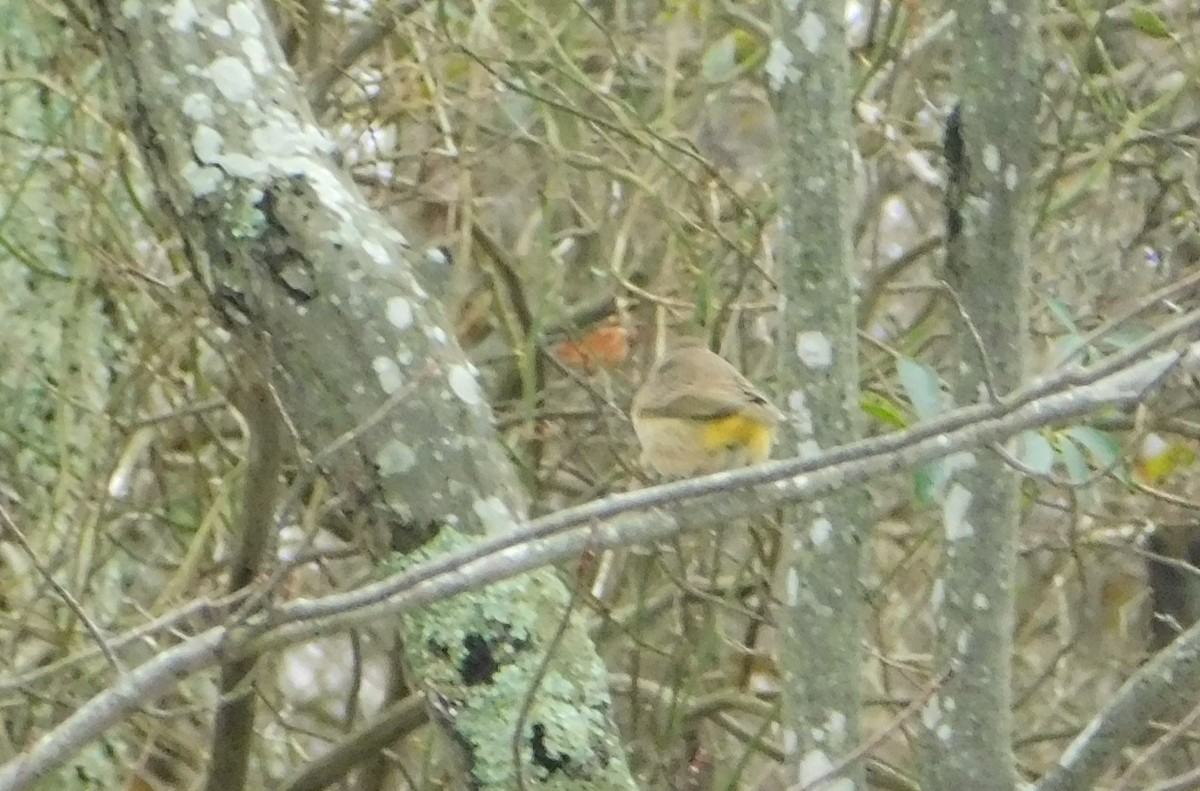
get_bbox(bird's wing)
[635,390,746,421]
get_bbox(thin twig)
[795,670,952,791]
[0,503,123,675]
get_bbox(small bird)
[631,336,784,477]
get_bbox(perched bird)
[631,336,784,477]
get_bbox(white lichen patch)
[765,40,797,92]
[448,364,483,406]
[782,727,798,756]
[811,517,833,547]
[797,13,827,53]
[931,578,944,610]
[386,297,413,330]
[364,240,391,267]
[785,567,801,605]
[372,356,403,395]
[983,143,1001,173]
[943,483,974,540]
[973,592,989,610]
[798,438,822,460]
[227,1,261,35]
[207,57,254,103]
[798,749,853,791]
[225,153,269,180]
[250,111,336,162]
[189,124,265,182]
[192,125,222,163]
[168,0,198,32]
[796,330,833,369]
[182,93,213,122]
[823,711,847,742]
[376,439,416,475]
[241,37,269,75]
[424,246,449,267]
[845,0,872,48]
[921,694,942,729]
[472,496,518,534]
[788,389,814,436]
[183,162,223,196]
[303,169,356,231]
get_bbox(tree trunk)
[85,2,639,789]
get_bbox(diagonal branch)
[2,326,1197,791]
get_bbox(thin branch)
[306,0,425,114]
[0,503,123,675]
[206,355,285,791]
[1035,615,1200,791]
[797,669,951,791]
[280,695,427,791]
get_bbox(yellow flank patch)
[701,413,773,462]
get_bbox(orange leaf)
[556,325,630,371]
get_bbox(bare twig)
[1035,611,1200,791]
[0,503,123,675]
[796,670,951,791]
[306,0,425,114]
[280,694,427,791]
[205,354,285,791]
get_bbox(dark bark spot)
[943,102,967,243]
[256,184,317,303]
[460,632,499,685]
[530,723,570,774]
[213,284,254,327]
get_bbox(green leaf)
[1044,297,1090,363]
[1059,437,1091,485]
[861,391,908,428]
[1131,7,1171,38]
[913,463,937,504]
[1100,323,1151,352]
[1044,297,1081,334]
[1063,426,1125,480]
[897,358,946,421]
[1020,431,1055,475]
[701,33,738,83]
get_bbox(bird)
[631,335,784,477]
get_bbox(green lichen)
[389,528,628,788]
[228,189,267,239]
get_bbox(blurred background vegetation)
[3,0,1200,788]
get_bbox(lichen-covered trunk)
[769,0,868,787]
[917,4,1039,790]
[83,2,638,789]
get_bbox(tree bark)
[83,2,638,789]
[917,4,1039,790]
[769,0,868,787]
